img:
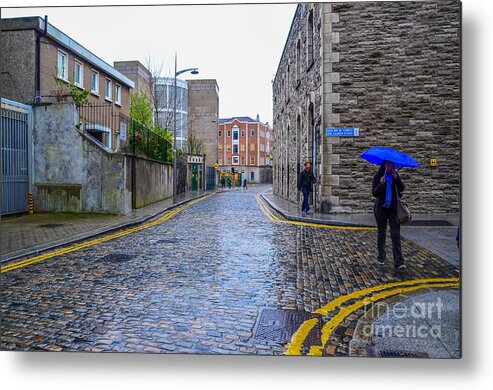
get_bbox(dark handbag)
[395,188,411,225]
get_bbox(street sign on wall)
[326,128,360,137]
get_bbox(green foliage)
[52,64,90,104]
[130,91,154,128]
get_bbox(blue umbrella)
[360,147,419,168]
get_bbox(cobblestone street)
[0,186,459,355]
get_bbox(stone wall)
[33,103,132,214]
[273,1,460,215]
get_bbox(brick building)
[113,60,152,98]
[218,116,273,184]
[0,16,134,151]
[273,2,460,214]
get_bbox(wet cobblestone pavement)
[1,186,459,355]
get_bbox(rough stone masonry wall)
[329,1,460,214]
[273,3,324,205]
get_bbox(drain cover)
[38,223,64,228]
[99,254,134,263]
[253,308,322,345]
[368,348,429,358]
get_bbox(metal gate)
[1,98,32,215]
[206,166,216,191]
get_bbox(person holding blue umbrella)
[361,147,419,270]
[372,161,406,270]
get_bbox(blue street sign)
[326,128,360,137]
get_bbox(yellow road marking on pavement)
[284,277,460,356]
[255,194,376,231]
[307,281,459,356]
[1,195,211,273]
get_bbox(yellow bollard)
[28,192,34,214]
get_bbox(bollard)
[28,192,34,214]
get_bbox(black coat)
[372,170,405,218]
[298,169,317,191]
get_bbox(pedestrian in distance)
[372,161,406,271]
[221,177,225,188]
[243,178,248,190]
[298,161,317,217]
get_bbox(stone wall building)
[113,60,152,98]
[273,1,460,214]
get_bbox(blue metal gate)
[1,99,32,215]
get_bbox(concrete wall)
[32,102,132,214]
[187,80,219,167]
[131,156,173,209]
[273,1,460,215]
[0,29,36,104]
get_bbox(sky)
[1,1,298,125]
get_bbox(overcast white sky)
[2,1,297,125]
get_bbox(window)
[296,39,301,83]
[240,144,245,152]
[233,156,239,165]
[251,130,255,136]
[219,130,222,137]
[233,144,239,154]
[227,157,231,165]
[227,145,231,152]
[251,172,255,181]
[241,130,245,137]
[218,144,222,151]
[57,50,68,81]
[233,130,239,141]
[241,156,245,165]
[219,158,223,165]
[307,10,314,67]
[250,144,255,152]
[250,156,255,165]
[227,130,231,137]
[105,78,112,101]
[91,70,99,95]
[115,84,121,106]
[74,60,83,88]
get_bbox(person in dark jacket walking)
[372,161,406,270]
[298,161,317,216]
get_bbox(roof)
[219,116,270,127]
[0,16,135,89]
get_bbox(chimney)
[256,114,260,122]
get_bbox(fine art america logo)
[362,298,445,339]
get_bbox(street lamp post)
[173,53,198,201]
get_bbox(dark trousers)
[376,207,404,267]
[301,186,310,212]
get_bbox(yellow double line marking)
[1,195,211,273]
[284,277,460,356]
[255,194,376,231]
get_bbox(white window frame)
[57,49,68,81]
[115,84,122,106]
[74,60,84,88]
[105,78,112,102]
[232,156,240,165]
[91,70,99,96]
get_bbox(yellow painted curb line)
[307,281,459,356]
[1,195,211,273]
[284,277,460,356]
[255,194,376,231]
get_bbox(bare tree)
[185,121,205,156]
[145,54,181,134]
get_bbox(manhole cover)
[99,254,135,263]
[406,220,454,226]
[368,348,429,358]
[253,308,322,345]
[38,223,64,228]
